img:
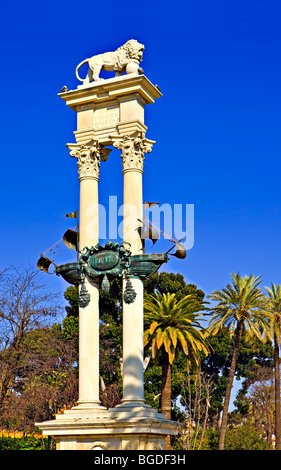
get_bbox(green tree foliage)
[64,285,79,317]
[201,426,271,450]
[208,273,270,449]
[144,272,204,301]
[175,366,213,450]
[201,327,274,425]
[3,267,277,450]
[62,273,207,412]
[0,267,69,432]
[143,291,209,449]
[144,292,209,367]
[263,283,281,449]
[143,274,207,417]
[233,367,275,445]
[0,324,78,433]
[62,280,123,408]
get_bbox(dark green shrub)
[0,435,55,450]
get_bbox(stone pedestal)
[37,407,179,450]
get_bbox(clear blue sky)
[1,0,281,303]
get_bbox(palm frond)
[143,291,209,365]
[208,273,269,341]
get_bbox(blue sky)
[1,0,281,306]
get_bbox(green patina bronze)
[78,283,91,308]
[80,241,131,281]
[55,241,168,307]
[129,253,168,279]
[55,262,80,285]
[55,253,168,285]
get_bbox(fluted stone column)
[113,133,154,406]
[67,141,109,408]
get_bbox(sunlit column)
[67,141,108,408]
[113,134,154,405]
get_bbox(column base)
[73,400,106,409]
[108,400,166,420]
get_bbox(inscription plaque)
[90,251,119,271]
[94,106,120,130]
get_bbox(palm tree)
[207,273,268,450]
[143,292,210,448]
[264,283,281,450]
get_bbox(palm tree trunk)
[218,320,243,450]
[274,333,281,450]
[161,351,172,449]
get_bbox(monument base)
[36,404,180,450]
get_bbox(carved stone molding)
[67,141,111,181]
[111,133,155,173]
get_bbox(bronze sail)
[63,228,78,251]
[37,255,54,273]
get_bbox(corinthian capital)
[67,141,111,180]
[111,133,155,173]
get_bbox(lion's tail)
[75,59,89,82]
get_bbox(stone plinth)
[36,406,180,450]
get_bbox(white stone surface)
[36,406,180,450]
[58,74,161,146]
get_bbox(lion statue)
[75,39,145,84]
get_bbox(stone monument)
[36,40,180,450]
